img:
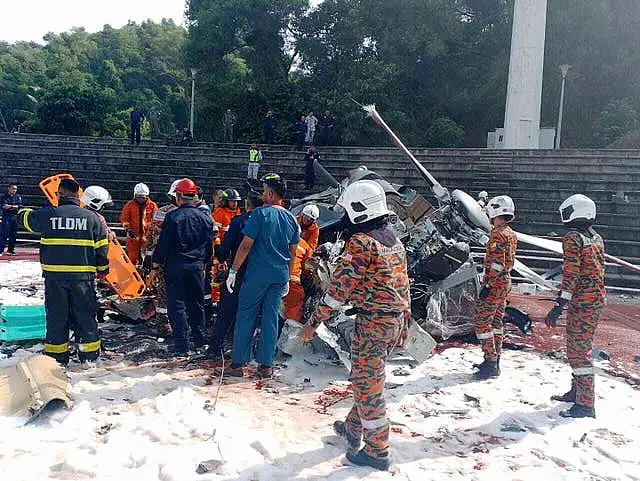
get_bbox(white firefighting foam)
[1,260,639,481]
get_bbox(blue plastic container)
[0,304,47,342]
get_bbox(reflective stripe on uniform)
[23,209,35,233]
[560,290,573,300]
[222,226,229,232]
[97,265,109,272]
[94,238,109,249]
[41,264,98,273]
[361,417,388,429]
[204,294,212,300]
[78,340,101,353]
[296,245,306,253]
[490,261,504,272]
[322,293,343,309]
[289,275,301,283]
[41,238,94,247]
[493,328,504,335]
[476,331,494,340]
[45,342,69,354]
[156,307,168,314]
[572,367,594,376]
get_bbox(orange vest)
[120,199,158,237]
[213,206,241,242]
[290,238,313,282]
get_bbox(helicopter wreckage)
[281,104,640,367]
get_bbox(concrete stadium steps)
[1,132,639,269]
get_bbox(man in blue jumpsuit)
[225,174,299,378]
[207,190,263,359]
[151,178,215,356]
[0,184,23,256]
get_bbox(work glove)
[126,230,137,240]
[479,285,491,299]
[226,270,237,293]
[545,297,567,328]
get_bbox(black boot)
[559,403,595,418]
[473,361,500,380]
[333,421,360,450]
[473,355,500,370]
[345,449,390,471]
[551,386,576,403]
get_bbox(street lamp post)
[555,64,571,149]
[189,68,199,139]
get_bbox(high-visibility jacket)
[19,197,109,279]
[213,206,241,243]
[290,237,313,283]
[120,199,158,239]
[297,216,319,251]
[249,149,263,163]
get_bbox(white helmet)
[302,204,320,221]
[81,185,112,211]
[559,194,596,223]
[485,195,515,221]
[167,179,183,199]
[134,183,150,197]
[337,180,390,224]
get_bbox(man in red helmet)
[151,178,216,356]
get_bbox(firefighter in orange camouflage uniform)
[302,180,410,471]
[473,195,517,380]
[545,194,605,419]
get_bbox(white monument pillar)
[502,0,548,149]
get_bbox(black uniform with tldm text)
[20,197,109,364]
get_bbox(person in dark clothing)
[318,110,336,145]
[264,110,277,144]
[151,178,215,356]
[295,116,307,151]
[0,184,23,256]
[19,179,109,365]
[130,106,142,145]
[207,191,263,359]
[304,145,320,190]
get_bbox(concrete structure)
[501,0,548,149]
[1,133,639,286]
[488,127,555,149]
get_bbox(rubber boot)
[559,403,595,418]
[551,386,576,403]
[473,355,500,371]
[333,421,360,450]
[345,449,390,471]
[473,361,500,380]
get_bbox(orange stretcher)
[39,173,84,207]
[38,173,145,300]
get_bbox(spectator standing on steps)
[147,106,161,139]
[319,110,336,145]
[295,115,307,151]
[264,110,277,144]
[304,145,320,190]
[0,184,23,256]
[222,108,237,142]
[305,111,317,145]
[247,144,263,182]
[130,106,143,145]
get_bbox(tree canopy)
[1,1,638,147]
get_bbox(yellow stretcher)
[38,174,145,300]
